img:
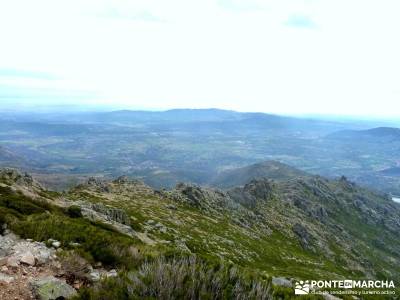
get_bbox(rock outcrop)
[90,203,130,225]
[30,276,77,300]
[0,168,42,189]
[228,179,273,208]
[0,231,56,268]
[292,223,313,251]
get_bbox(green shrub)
[75,256,273,300]
[67,205,83,218]
[10,213,141,268]
[60,251,91,283]
[0,186,59,215]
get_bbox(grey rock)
[0,168,42,189]
[175,183,207,206]
[13,240,55,266]
[173,183,234,210]
[107,269,118,278]
[20,252,35,266]
[0,272,14,283]
[52,241,61,249]
[292,223,313,251]
[79,204,136,238]
[272,277,292,288]
[7,256,19,267]
[0,257,7,266]
[89,270,101,282]
[86,177,110,192]
[30,276,77,300]
[91,203,130,225]
[228,179,273,208]
[113,175,130,184]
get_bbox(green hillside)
[0,166,399,299]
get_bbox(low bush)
[60,251,91,283]
[67,205,83,218]
[75,256,272,300]
[10,213,141,267]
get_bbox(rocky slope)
[211,161,309,188]
[0,166,399,299]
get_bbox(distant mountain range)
[328,127,400,140]
[1,108,400,196]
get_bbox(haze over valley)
[0,108,399,199]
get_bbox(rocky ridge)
[1,165,400,298]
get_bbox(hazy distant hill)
[3,108,355,136]
[328,127,400,140]
[92,109,355,136]
[380,166,400,176]
[211,161,309,188]
[1,109,400,194]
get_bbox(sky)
[0,0,399,117]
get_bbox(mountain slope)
[1,166,399,298]
[66,171,400,283]
[211,161,309,188]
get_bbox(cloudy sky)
[0,0,399,116]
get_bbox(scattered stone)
[107,269,118,278]
[52,241,61,249]
[272,277,292,288]
[0,272,14,284]
[30,276,77,300]
[1,266,8,272]
[89,271,101,282]
[0,257,7,266]
[20,252,35,266]
[7,257,19,268]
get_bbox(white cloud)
[0,0,399,116]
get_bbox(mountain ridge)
[211,161,309,188]
[1,163,399,298]
[327,127,400,140]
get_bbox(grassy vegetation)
[74,257,275,300]
[0,185,145,268]
[0,183,286,299]
[1,170,399,299]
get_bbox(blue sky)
[0,0,399,116]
